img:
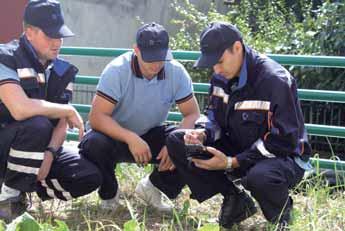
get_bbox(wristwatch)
[225,157,233,170]
[45,147,60,159]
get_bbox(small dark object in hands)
[185,144,213,160]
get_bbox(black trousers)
[166,129,304,223]
[79,125,185,200]
[0,116,102,201]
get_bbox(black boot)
[274,197,293,231]
[218,190,257,229]
[0,193,28,223]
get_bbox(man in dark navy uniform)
[0,0,101,222]
[166,22,312,230]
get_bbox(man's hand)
[157,146,175,171]
[184,129,206,145]
[37,151,54,181]
[127,135,152,165]
[66,105,84,140]
[191,146,228,170]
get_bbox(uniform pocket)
[20,78,39,89]
[20,78,40,98]
[239,111,266,144]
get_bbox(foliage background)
[169,0,345,90]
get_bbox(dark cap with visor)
[24,0,74,39]
[136,22,173,62]
[194,22,242,68]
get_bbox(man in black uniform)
[166,22,311,229]
[0,0,101,222]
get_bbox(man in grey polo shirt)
[79,23,200,212]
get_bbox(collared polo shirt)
[0,63,19,85]
[97,52,193,136]
[0,62,56,87]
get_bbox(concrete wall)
[59,0,177,76]
[59,0,228,76]
[57,0,227,105]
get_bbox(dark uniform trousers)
[166,130,305,223]
[79,125,185,200]
[0,116,102,201]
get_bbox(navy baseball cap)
[24,0,74,39]
[194,22,242,68]
[136,23,173,62]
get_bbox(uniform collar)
[20,35,54,71]
[130,53,165,80]
[236,52,247,89]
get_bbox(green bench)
[60,47,345,170]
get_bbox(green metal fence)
[61,47,345,170]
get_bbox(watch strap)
[45,147,60,159]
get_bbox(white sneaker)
[135,176,173,213]
[100,189,120,211]
[0,184,20,202]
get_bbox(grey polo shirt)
[96,52,193,136]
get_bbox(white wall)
[59,0,228,76]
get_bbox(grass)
[20,162,345,231]
[3,142,345,230]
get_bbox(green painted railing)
[72,104,345,138]
[61,47,345,170]
[61,47,345,68]
[75,76,345,103]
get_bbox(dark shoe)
[276,197,293,224]
[271,198,292,231]
[219,191,257,229]
[0,194,27,223]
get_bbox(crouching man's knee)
[166,129,187,159]
[14,116,54,150]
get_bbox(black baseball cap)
[194,22,242,68]
[24,0,74,39]
[136,23,173,62]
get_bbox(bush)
[170,0,345,90]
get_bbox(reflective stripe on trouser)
[35,146,102,201]
[3,116,53,192]
[40,179,73,201]
[5,148,44,191]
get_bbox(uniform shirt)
[204,46,312,170]
[0,62,54,85]
[0,63,19,83]
[97,52,193,136]
[0,36,76,125]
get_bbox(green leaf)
[53,220,69,231]
[0,220,6,231]
[123,220,140,231]
[198,223,219,231]
[6,212,40,231]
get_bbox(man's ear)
[24,27,33,41]
[133,45,140,56]
[233,41,242,54]
[24,26,37,42]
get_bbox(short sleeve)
[0,63,19,86]
[96,62,123,104]
[174,64,193,104]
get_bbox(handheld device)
[185,144,213,160]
